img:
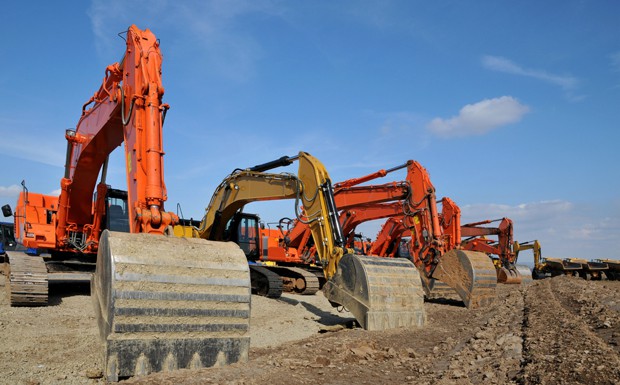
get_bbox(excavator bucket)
[92,231,251,382]
[496,264,533,285]
[515,264,533,284]
[496,266,522,284]
[431,249,497,309]
[419,277,458,300]
[323,254,426,331]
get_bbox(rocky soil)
[1,274,619,385]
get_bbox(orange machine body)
[14,192,59,250]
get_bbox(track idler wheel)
[323,254,426,331]
[92,230,251,382]
[432,249,497,309]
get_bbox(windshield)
[106,197,130,233]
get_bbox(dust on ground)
[1,274,619,385]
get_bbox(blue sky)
[1,1,619,266]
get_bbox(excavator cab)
[225,212,261,260]
[104,189,130,233]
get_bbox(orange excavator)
[368,216,408,258]
[368,197,460,260]
[460,216,533,284]
[1,26,250,381]
[338,161,496,308]
[438,197,532,284]
[370,197,533,285]
[339,202,406,250]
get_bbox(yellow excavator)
[177,152,427,330]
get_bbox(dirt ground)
[1,274,619,385]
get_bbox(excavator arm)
[369,217,407,257]
[56,26,176,252]
[195,171,300,241]
[340,160,496,308]
[345,161,498,308]
[89,26,251,381]
[461,218,514,264]
[461,217,532,284]
[339,202,405,250]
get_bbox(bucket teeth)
[323,254,426,330]
[92,231,251,381]
[497,266,522,284]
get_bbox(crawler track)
[6,252,48,306]
[249,265,283,298]
[268,266,320,295]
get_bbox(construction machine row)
[0,24,617,382]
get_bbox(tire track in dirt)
[520,277,620,385]
[549,277,620,353]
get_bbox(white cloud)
[461,200,573,225]
[427,96,529,138]
[460,200,620,261]
[482,55,584,101]
[482,55,579,90]
[0,185,21,199]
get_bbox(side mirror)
[1,204,12,217]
